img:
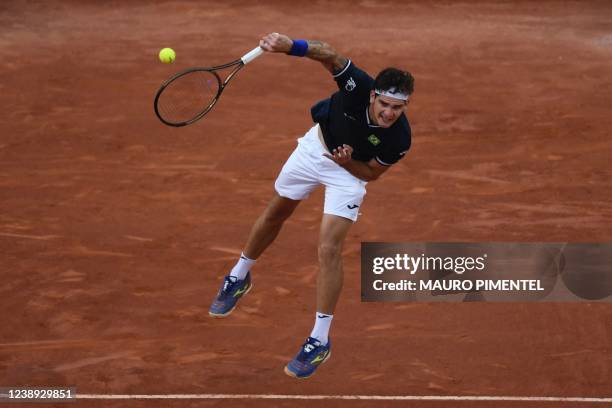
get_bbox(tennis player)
[209,32,414,378]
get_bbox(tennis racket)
[154,46,264,127]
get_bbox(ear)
[403,99,410,112]
[369,90,376,105]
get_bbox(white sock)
[310,312,333,345]
[229,253,256,281]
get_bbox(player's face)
[369,92,408,128]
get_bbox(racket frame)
[154,47,263,127]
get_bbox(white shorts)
[275,124,367,222]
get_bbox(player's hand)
[259,32,293,53]
[323,144,353,165]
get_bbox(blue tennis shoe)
[284,337,331,379]
[209,272,252,318]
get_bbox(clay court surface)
[1,1,611,407]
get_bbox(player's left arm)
[324,145,390,182]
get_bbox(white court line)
[77,394,612,402]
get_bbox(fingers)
[259,38,272,51]
[259,33,276,51]
[259,32,291,53]
[331,148,343,159]
[333,145,352,158]
[324,145,353,164]
[342,144,353,154]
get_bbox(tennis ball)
[159,48,176,64]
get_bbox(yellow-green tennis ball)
[159,48,176,64]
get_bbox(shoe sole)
[208,283,253,318]
[284,351,331,379]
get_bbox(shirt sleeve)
[375,148,409,166]
[375,119,412,166]
[332,60,374,109]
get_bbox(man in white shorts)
[209,32,414,379]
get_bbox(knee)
[262,203,294,226]
[318,242,342,265]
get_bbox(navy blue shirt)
[311,60,411,165]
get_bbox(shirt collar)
[366,106,381,128]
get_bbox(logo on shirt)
[345,77,356,91]
[368,134,381,146]
[347,204,360,210]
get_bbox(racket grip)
[241,46,264,65]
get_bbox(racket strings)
[157,71,220,125]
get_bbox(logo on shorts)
[347,204,360,210]
[368,134,381,146]
[345,77,356,91]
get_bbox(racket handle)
[241,46,264,65]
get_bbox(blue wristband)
[288,39,308,57]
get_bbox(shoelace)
[221,277,238,294]
[299,339,322,359]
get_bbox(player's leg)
[242,124,323,261]
[285,172,365,379]
[208,194,300,318]
[316,214,353,315]
[209,194,299,318]
[209,125,321,318]
[284,214,352,379]
[314,160,366,321]
[242,193,300,260]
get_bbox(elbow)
[367,168,387,181]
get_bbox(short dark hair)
[373,68,414,95]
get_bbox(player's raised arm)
[259,32,349,75]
